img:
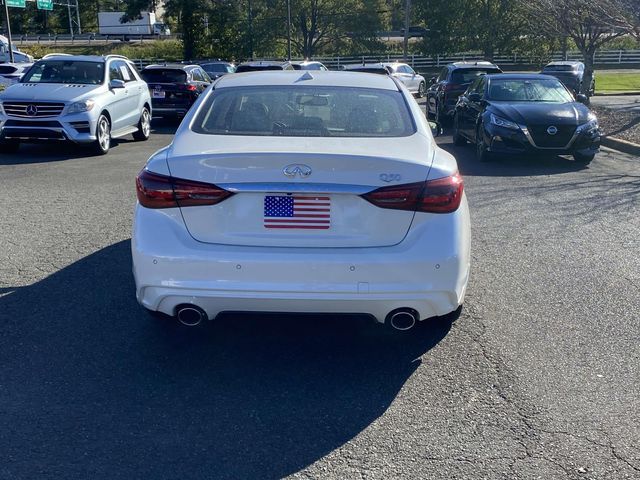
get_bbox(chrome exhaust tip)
[386,309,419,331]
[175,305,207,327]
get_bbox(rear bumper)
[131,197,471,323]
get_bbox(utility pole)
[287,0,291,60]
[403,0,411,62]
[247,0,253,59]
[3,0,15,63]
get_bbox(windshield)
[192,86,415,137]
[141,69,187,83]
[487,78,574,102]
[21,60,104,85]
[451,68,500,83]
[203,64,234,73]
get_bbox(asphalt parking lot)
[1,113,639,479]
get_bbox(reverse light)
[362,172,464,214]
[490,113,519,130]
[136,169,234,209]
[67,99,95,114]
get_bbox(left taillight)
[136,169,233,209]
[362,172,464,214]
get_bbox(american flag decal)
[264,195,330,229]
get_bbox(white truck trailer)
[97,12,170,36]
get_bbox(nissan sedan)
[132,71,470,332]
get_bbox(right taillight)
[136,169,233,209]
[362,172,463,214]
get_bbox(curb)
[594,92,640,96]
[601,136,640,156]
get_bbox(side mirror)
[430,77,436,85]
[468,92,482,103]
[109,79,125,89]
[575,93,589,105]
[429,121,443,137]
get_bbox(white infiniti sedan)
[132,71,470,331]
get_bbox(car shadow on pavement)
[437,139,591,177]
[0,240,452,479]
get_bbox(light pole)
[3,0,15,63]
[403,0,411,62]
[287,0,291,60]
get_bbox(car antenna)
[296,72,314,82]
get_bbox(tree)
[415,0,528,59]
[518,0,631,97]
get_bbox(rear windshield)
[192,86,416,137]
[236,65,283,73]
[451,68,500,83]
[543,65,576,72]
[21,60,104,85]
[0,66,18,74]
[487,78,573,102]
[346,67,389,75]
[203,63,234,73]
[141,69,187,83]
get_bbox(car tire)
[475,125,492,162]
[92,114,111,155]
[574,152,595,165]
[0,140,20,153]
[417,81,426,98]
[133,107,151,141]
[452,114,466,146]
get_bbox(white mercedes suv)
[132,71,470,332]
[0,54,151,154]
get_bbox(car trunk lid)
[165,133,433,248]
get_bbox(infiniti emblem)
[547,125,558,135]
[283,164,312,178]
[26,104,38,117]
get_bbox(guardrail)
[14,33,175,45]
[311,50,640,70]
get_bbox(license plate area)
[152,89,165,98]
[263,194,331,229]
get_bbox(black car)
[140,64,212,118]
[452,74,600,164]
[235,60,295,73]
[541,61,595,96]
[199,61,235,80]
[427,61,502,123]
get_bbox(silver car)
[382,62,426,98]
[0,54,151,154]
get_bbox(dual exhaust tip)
[175,304,208,327]
[173,305,419,331]
[386,308,420,331]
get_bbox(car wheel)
[133,107,151,141]
[573,152,595,165]
[475,125,492,162]
[0,140,20,153]
[92,114,111,155]
[452,114,466,146]
[417,81,426,98]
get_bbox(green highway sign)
[6,0,26,7]
[37,0,53,10]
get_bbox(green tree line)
[2,0,639,62]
